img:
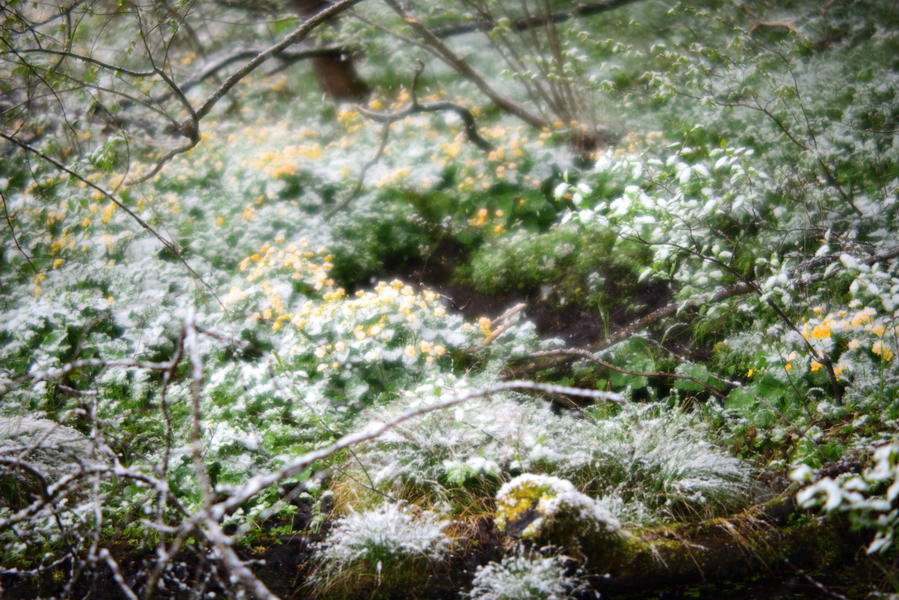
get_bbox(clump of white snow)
[315,500,451,569]
[465,545,585,600]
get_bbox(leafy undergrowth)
[1,0,898,598]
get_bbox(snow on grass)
[465,546,585,600]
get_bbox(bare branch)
[327,60,493,218]
[193,381,622,525]
[201,517,280,600]
[0,47,157,78]
[184,309,213,503]
[97,549,140,600]
[129,0,366,183]
[356,100,494,151]
[0,187,36,273]
[431,0,643,39]
[383,0,548,130]
[525,347,728,399]
[325,114,391,220]
[194,0,366,122]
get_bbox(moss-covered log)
[590,491,859,595]
[0,491,866,600]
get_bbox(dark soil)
[394,237,671,347]
[3,533,883,600]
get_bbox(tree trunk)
[291,0,370,102]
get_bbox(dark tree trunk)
[291,0,370,102]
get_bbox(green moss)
[494,479,552,534]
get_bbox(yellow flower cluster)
[291,280,443,331]
[468,208,505,233]
[233,239,336,329]
[376,167,412,188]
[240,239,333,286]
[782,351,846,379]
[477,316,493,338]
[290,279,456,372]
[247,144,323,179]
[801,305,896,362]
[232,238,467,374]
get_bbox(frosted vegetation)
[310,501,451,596]
[356,375,749,523]
[465,546,586,600]
[0,0,897,598]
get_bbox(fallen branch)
[510,245,899,376]
[524,347,728,399]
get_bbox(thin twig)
[324,117,390,219]
[130,0,366,185]
[384,0,548,130]
[0,187,36,273]
[0,131,224,309]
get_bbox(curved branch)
[128,0,366,184]
[0,47,157,77]
[383,0,548,131]
[194,0,366,121]
[357,100,494,151]
[0,187,37,273]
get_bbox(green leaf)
[673,363,713,392]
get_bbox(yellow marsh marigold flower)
[810,323,832,340]
[851,308,875,327]
[478,316,492,337]
[101,202,116,224]
[872,341,894,361]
